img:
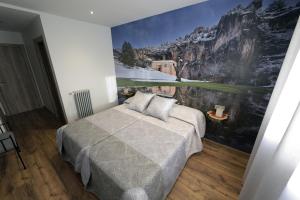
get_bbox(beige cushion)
[128,91,155,112]
[145,96,177,121]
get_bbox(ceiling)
[0,0,205,27]
[0,6,38,31]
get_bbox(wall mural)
[111,0,300,153]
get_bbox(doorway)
[34,38,66,123]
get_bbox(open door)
[34,37,66,123]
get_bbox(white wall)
[280,158,300,200]
[40,13,117,122]
[0,3,118,122]
[0,30,23,44]
[251,103,300,200]
[240,18,300,199]
[22,17,58,117]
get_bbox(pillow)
[128,91,155,112]
[124,97,134,104]
[145,96,177,121]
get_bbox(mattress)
[57,104,205,200]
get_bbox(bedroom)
[0,0,299,199]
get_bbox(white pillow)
[128,91,155,112]
[145,96,177,121]
[124,97,134,104]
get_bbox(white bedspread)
[56,104,206,199]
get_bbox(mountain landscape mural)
[111,0,300,153]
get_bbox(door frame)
[34,36,67,123]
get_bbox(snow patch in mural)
[111,0,300,153]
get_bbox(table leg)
[9,136,26,169]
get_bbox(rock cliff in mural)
[115,0,300,86]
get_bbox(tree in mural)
[120,41,135,67]
[175,56,184,82]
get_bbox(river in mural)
[118,86,268,152]
[112,0,300,153]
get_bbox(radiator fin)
[73,89,93,119]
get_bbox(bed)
[57,103,205,200]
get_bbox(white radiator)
[71,89,93,119]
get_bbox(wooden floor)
[0,108,249,200]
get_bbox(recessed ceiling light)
[90,10,94,15]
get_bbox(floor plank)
[0,108,249,199]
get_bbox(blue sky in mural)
[111,0,298,48]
